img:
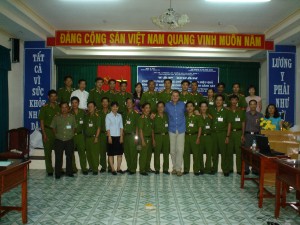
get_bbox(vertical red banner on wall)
[97,65,131,92]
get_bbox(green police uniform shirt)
[198,114,212,135]
[116,92,133,114]
[84,112,101,137]
[138,115,153,137]
[50,113,77,141]
[204,96,215,112]
[70,108,86,134]
[210,107,229,132]
[185,114,200,134]
[104,90,119,103]
[158,90,173,104]
[228,93,248,109]
[123,110,139,134]
[180,92,193,104]
[228,108,246,130]
[140,91,158,112]
[191,92,205,107]
[38,103,60,127]
[99,109,110,133]
[57,87,75,103]
[87,88,106,110]
[153,113,169,134]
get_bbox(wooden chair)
[0,127,30,160]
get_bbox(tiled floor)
[1,170,300,225]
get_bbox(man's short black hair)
[215,93,225,101]
[59,101,69,107]
[110,101,119,107]
[207,88,215,93]
[156,101,165,107]
[141,102,150,109]
[164,79,172,84]
[217,82,225,88]
[185,101,195,107]
[95,77,104,82]
[78,79,86,85]
[108,79,116,84]
[101,97,109,102]
[191,81,198,85]
[229,94,239,101]
[172,90,180,95]
[232,83,240,88]
[64,75,73,81]
[249,99,257,105]
[48,89,57,96]
[120,81,127,86]
[147,80,155,86]
[71,96,80,103]
[87,101,96,107]
[181,80,190,85]
[199,101,208,107]
[126,98,134,104]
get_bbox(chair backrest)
[7,127,30,156]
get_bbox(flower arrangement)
[260,118,276,130]
[282,121,292,131]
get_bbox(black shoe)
[82,171,88,175]
[92,172,98,175]
[163,171,170,175]
[237,172,242,175]
[245,171,250,175]
[183,171,189,175]
[61,171,66,175]
[229,170,233,174]
[88,168,93,173]
[224,172,229,177]
[200,171,204,175]
[194,172,200,176]
[100,168,106,173]
[112,171,117,175]
[55,175,60,179]
[117,170,124,174]
[148,169,155,173]
[129,171,135,175]
[210,171,216,175]
[47,172,53,176]
[140,172,148,176]
[67,174,74,177]
[155,171,160,174]
[73,170,78,174]
[252,170,259,175]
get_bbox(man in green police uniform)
[138,103,153,176]
[180,80,193,104]
[215,82,229,108]
[105,79,119,103]
[87,77,106,110]
[57,75,75,104]
[210,94,231,176]
[198,101,214,174]
[84,101,101,175]
[98,97,110,172]
[140,80,158,112]
[152,101,170,174]
[190,81,205,107]
[183,101,201,175]
[39,90,60,176]
[51,102,76,179]
[158,79,173,104]
[116,81,132,114]
[70,96,88,175]
[228,94,245,174]
[123,98,139,174]
[228,83,248,110]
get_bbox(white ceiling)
[0,0,300,60]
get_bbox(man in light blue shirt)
[165,90,186,176]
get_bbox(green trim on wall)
[55,59,260,95]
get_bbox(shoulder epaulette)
[208,114,213,119]
[42,103,48,107]
[90,88,95,91]
[95,113,99,116]
[58,87,63,90]
[134,109,139,114]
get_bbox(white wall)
[260,59,267,112]
[0,31,24,129]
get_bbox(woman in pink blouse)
[246,85,262,112]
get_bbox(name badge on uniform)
[195,102,198,106]
[205,125,210,129]
[235,117,241,122]
[165,123,168,127]
[189,123,194,127]
[126,120,131,125]
[223,103,227,107]
[66,125,72,129]
[218,117,223,122]
[89,123,93,127]
[209,102,214,105]
[156,100,158,103]
[79,120,83,124]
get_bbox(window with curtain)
[0,45,11,152]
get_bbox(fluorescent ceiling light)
[206,0,271,3]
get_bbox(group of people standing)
[39,75,283,179]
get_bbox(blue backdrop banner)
[268,50,295,124]
[137,66,219,95]
[24,44,52,132]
